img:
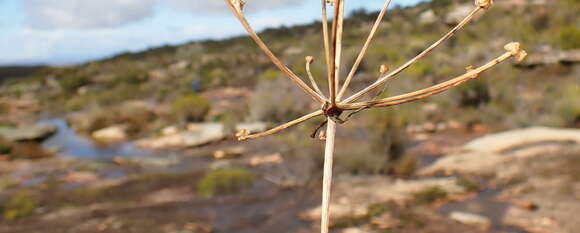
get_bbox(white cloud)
[22,0,307,29]
[166,0,306,14]
[23,0,156,29]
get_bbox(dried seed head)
[504,42,528,62]
[235,129,250,141]
[379,64,389,74]
[319,130,327,141]
[475,0,493,9]
[231,0,246,13]
[326,0,336,6]
[306,56,315,64]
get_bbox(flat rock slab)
[300,176,465,222]
[137,123,228,149]
[0,125,57,142]
[463,127,580,153]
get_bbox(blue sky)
[0,0,425,66]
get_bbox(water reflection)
[38,119,164,160]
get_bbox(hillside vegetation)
[1,0,578,133]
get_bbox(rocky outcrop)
[0,125,57,142]
[518,49,580,67]
[449,211,491,229]
[137,123,228,149]
[91,125,128,142]
[300,176,465,222]
[419,127,580,176]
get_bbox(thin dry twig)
[306,56,326,98]
[339,43,526,109]
[224,0,326,104]
[337,0,393,100]
[321,0,332,89]
[342,6,483,104]
[236,110,324,141]
[328,0,345,106]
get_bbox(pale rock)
[341,227,370,233]
[463,127,580,153]
[92,125,127,142]
[0,125,57,142]
[161,126,179,136]
[248,153,283,167]
[445,4,473,25]
[235,122,268,134]
[419,127,580,176]
[64,171,98,184]
[419,10,437,24]
[137,123,228,149]
[449,211,491,228]
[213,146,246,160]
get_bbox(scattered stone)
[449,211,491,229]
[142,188,194,205]
[64,171,98,184]
[114,156,179,167]
[419,10,437,24]
[169,61,189,71]
[213,146,246,160]
[445,5,473,25]
[518,49,580,67]
[161,126,179,136]
[235,122,268,134]
[510,200,539,211]
[341,227,370,233]
[91,125,127,142]
[210,160,234,170]
[0,125,57,142]
[137,123,229,149]
[464,127,580,153]
[248,153,283,167]
[148,69,168,81]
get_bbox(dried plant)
[225,0,526,232]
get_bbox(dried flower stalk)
[224,0,525,232]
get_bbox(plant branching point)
[224,0,526,232]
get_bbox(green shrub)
[559,26,580,50]
[336,145,389,175]
[456,176,480,192]
[198,169,255,198]
[2,191,38,220]
[172,94,211,122]
[118,103,155,136]
[59,73,89,92]
[259,69,283,81]
[249,78,311,123]
[412,186,448,204]
[557,84,580,127]
[456,80,490,108]
[0,137,12,154]
[366,108,409,161]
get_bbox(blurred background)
[0,0,578,232]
